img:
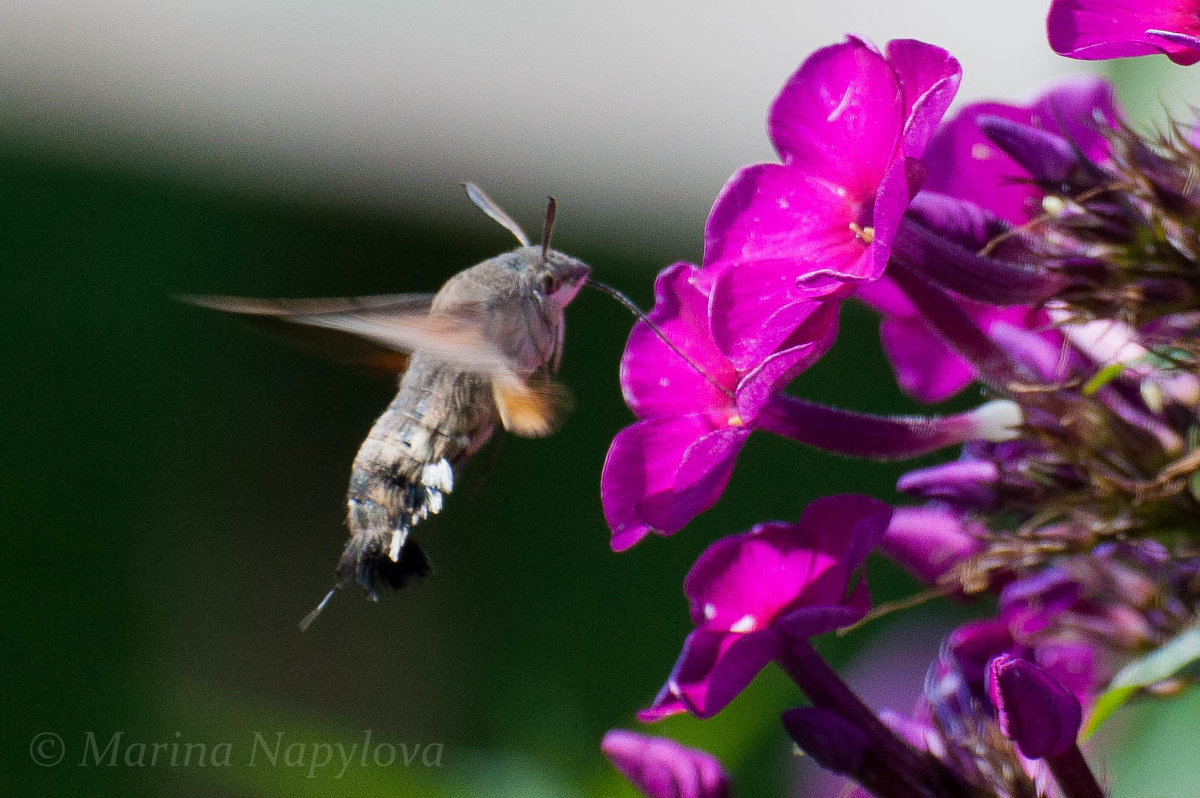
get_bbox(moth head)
[532,189,590,308]
[536,250,591,310]
[463,182,591,310]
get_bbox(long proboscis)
[585,279,735,400]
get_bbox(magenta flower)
[928,587,1100,711]
[1048,0,1200,64]
[856,277,1050,401]
[638,495,892,721]
[601,730,731,798]
[855,79,1117,401]
[880,504,986,584]
[921,78,1120,224]
[702,36,960,368]
[603,261,1024,550]
[602,262,835,552]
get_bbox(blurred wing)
[181,293,437,373]
[182,293,438,317]
[315,311,573,434]
[184,293,573,433]
[183,292,515,377]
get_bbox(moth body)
[340,244,590,603]
[184,187,589,629]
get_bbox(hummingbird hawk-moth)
[185,184,591,629]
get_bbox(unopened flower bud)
[986,654,1082,759]
[602,730,731,798]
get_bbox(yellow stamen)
[849,223,875,244]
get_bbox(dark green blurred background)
[2,137,951,797]
[5,53,1198,797]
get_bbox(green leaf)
[1082,363,1126,395]
[1083,626,1200,737]
[1142,346,1190,370]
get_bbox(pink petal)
[768,36,902,192]
[881,505,987,584]
[662,426,753,523]
[791,494,893,602]
[772,591,872,641]
[683,496,891,630]
[708,259,846,370]
[879,313,976,402]
[684,522,823,630]
[621,262,735,418]
[884,39,963,159]
[601,731,731,798]
[854,275,915,316]
[602,416,749,551]
[703,163,871,279]
[866,156,921,277]
[1026,78,1121,160]
[1048,0,1200,64]
[922,78,1121,224]
[642,628,781,720]
[734,305,839,421]
[922,102,1040,224]
[1147,28,1200,55]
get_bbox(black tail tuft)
[337,533,431,601]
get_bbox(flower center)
[849,223,875,244]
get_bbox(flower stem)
[756,394,1017,460]
[1046,745,1106,798]
[777,638,978,797]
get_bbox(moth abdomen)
[339,370,471,599]
[346,458,453,534]
[336,529,431,600]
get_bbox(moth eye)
[540,274,557,295]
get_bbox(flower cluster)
[600,7,1200,798]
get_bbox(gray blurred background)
[0,0,1144,234]
[4,2,1195,796]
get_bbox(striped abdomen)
[339,354,497,599]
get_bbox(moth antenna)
[298,586,338,632]
[585,279,735,400]
[462,182,531,247]
[542,195,557,259]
